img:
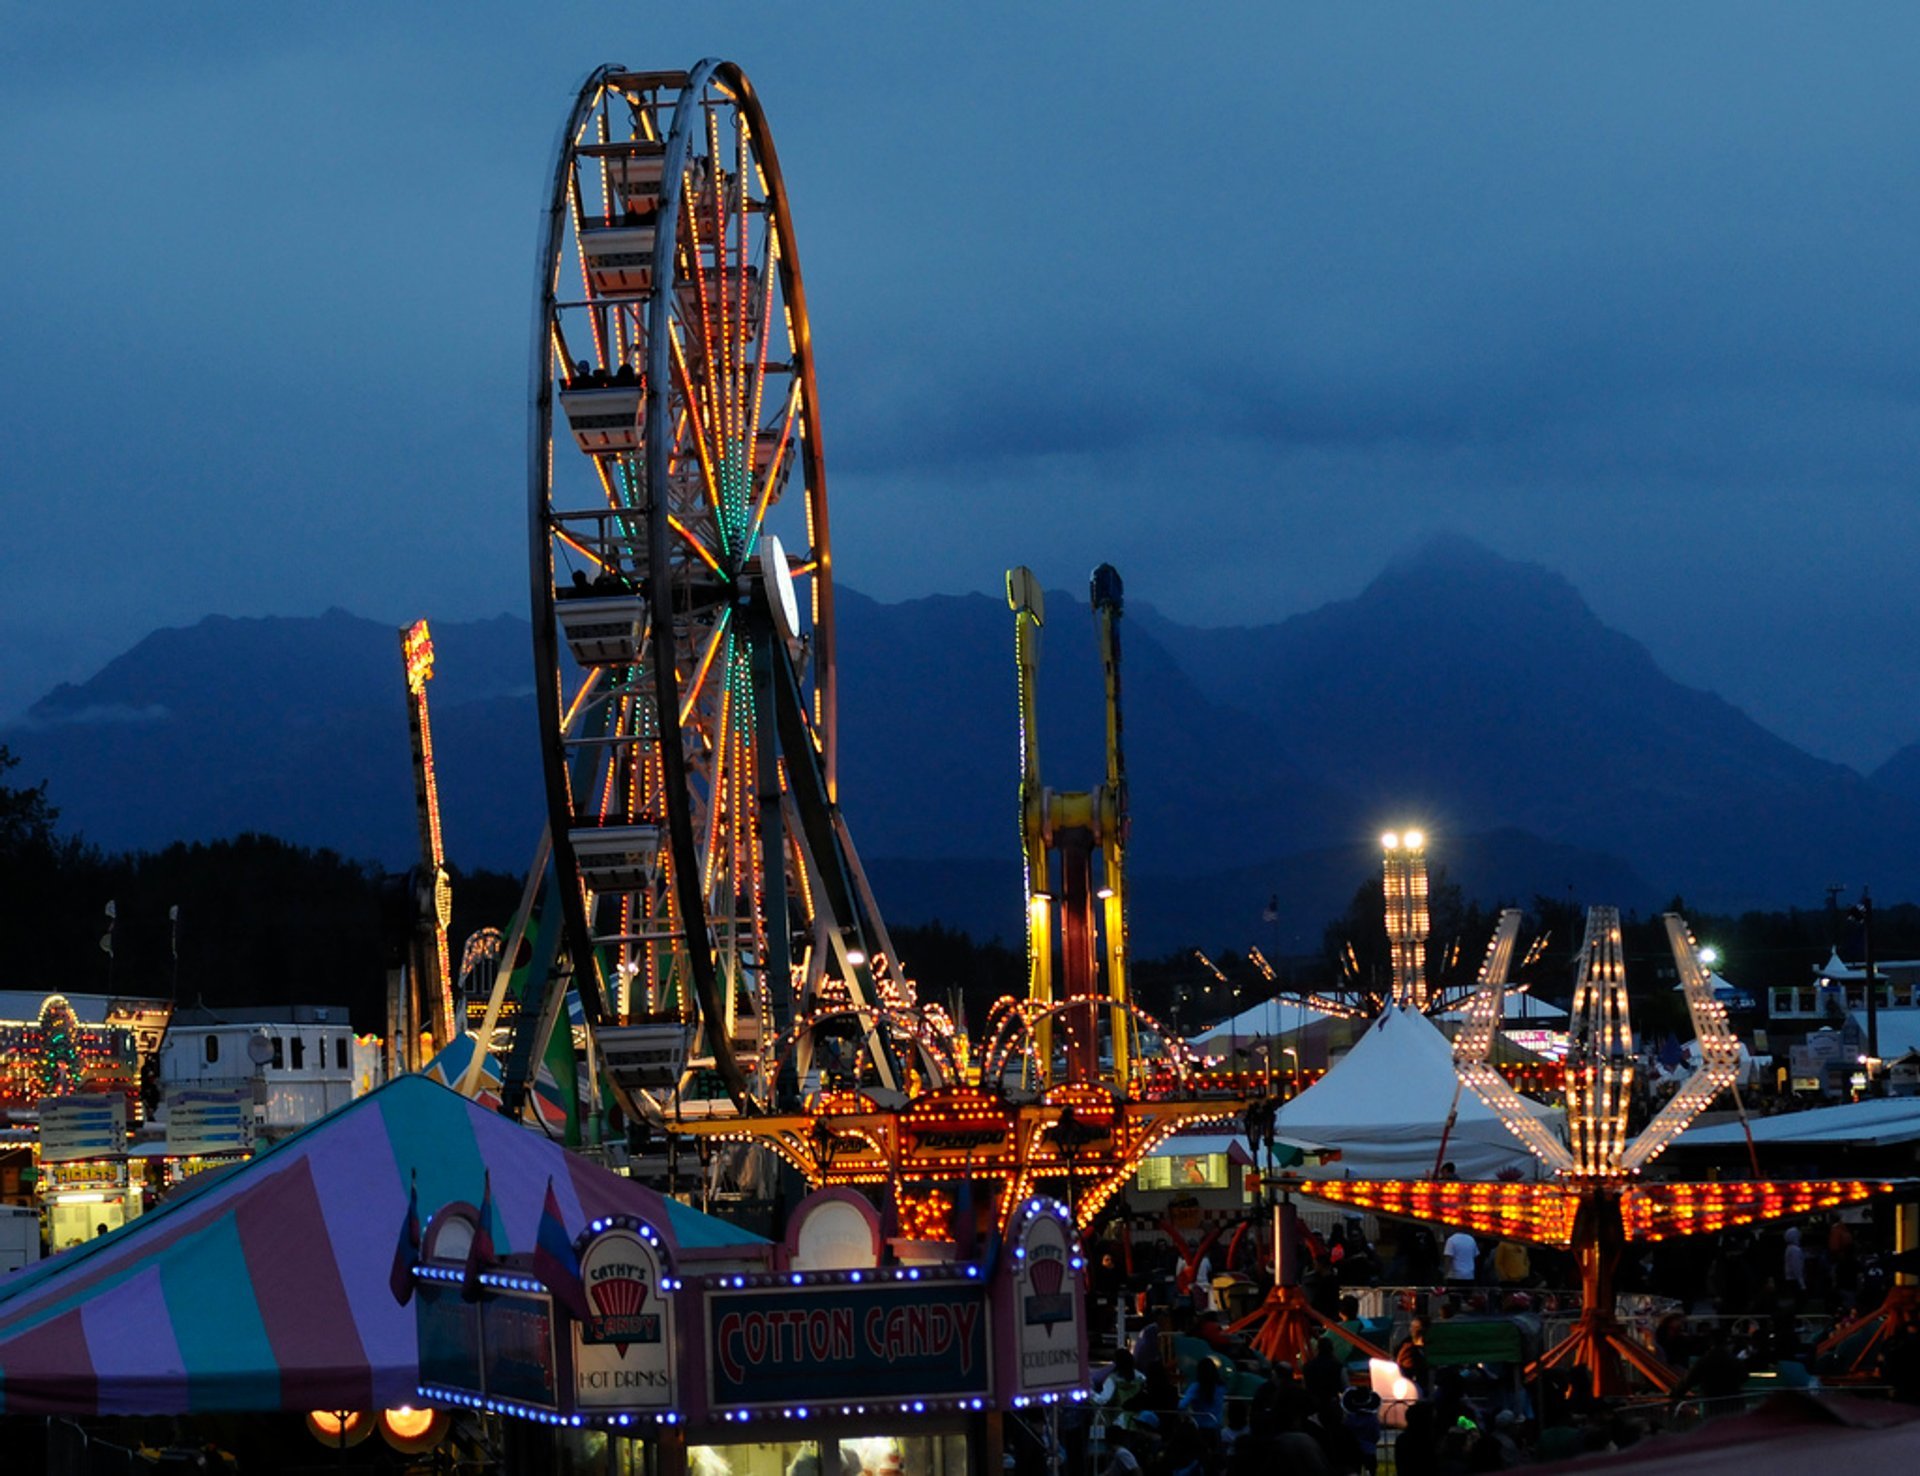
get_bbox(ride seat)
[580,222,657,294]
[558,385,643,453]
[570,822,663,891]
[556,593,645,665]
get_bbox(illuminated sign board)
[573,1224,675,1411]
[706,1283,990,1409]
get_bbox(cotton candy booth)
[409,1187,1090,1476]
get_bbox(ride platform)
[663,1084,1246,1229]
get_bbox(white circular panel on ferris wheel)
[529,61,834,1111]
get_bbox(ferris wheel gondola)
[525,61,919,1118]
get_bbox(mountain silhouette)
[1143,532,1920,908]
[6,537,1916,948]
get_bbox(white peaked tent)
[1274,1006,1564,1181]
[1188,998,1338,1051]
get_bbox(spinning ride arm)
[1617,913,1741,1173]
[1568,907,1635,1177]
[1453,910,1574,1174]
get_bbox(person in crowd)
[1178,1355,1226,1429]
[1466,1409,1523,1471]
[1303,1335,1345,1402]
[1308,1395,1364,1476]
[1403,1224,1441,1285]
[1783,1226,1807,1296]
[1443,1227,1480,1286]
[1394,1315,1431,1397]
[1306,1249,1343,1319]
[1127,1359,1179,1423]
[1193,1248,1217,1314]
[1394,1402,1441,1476]
[1162,1421,1207,1476]
[1257,1358,1317,1431]
[1492,1237,1531,1286]
[1340,1223,1382,1285]
[1339,1385,1382,1474]
[1668,1327,1749,1409]
[1194,1310,1235,1352]
[1094,1346,1145,1443]
[1653,1311,1694,1368]
[1218,1398,1250,1458]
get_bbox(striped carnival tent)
[0,1074,764,1416]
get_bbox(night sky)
[5,6,1917,768]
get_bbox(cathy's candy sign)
[1011,1200,1086,1395]
[574,1223,675,1410]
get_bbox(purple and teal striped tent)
[0,1074,762,1415]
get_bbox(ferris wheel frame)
[526,60,895,1116]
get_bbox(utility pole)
[1860,890,1880,1067]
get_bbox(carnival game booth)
[411,1185,1091,1476]
[0,1075,765,1460]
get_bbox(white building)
[159,1004,383,1136]
[1770,950,1920,1019]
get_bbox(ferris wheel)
[527,61,923,1117]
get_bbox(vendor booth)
[410,1186,1090,1476]
[0,1076,1089,1473]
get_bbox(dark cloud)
[4,4,1920,773]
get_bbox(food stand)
[412,1190,1091,1476]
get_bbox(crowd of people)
[1009,1202,1920,1476]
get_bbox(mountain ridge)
[8,537,1918,941]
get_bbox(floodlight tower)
[1381,829,1430,1010]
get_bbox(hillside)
[8,537,1916,945]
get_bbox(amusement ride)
[421,61,1236,1234]
[391,60,1916,1397]
[1281,905,1895,1392]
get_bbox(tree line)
[6,744,1917,1040]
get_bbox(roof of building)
[1676,1095,1920,1150]
[0,992,169,1027]
[167,1003,356,1028]
[1814,950,1920,981]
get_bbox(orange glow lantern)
[379,1405,450,1453]
[306,1409,373,1448]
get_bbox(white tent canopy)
[1274,1006,1563,1181]
[1434,991,1568,1023]
[1188,998,1337,1050]
[1678,1096,1920,1150]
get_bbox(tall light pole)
[1381,830,1431,1010]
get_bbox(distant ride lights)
[1296,905,1895,1395]
[1380,829,1430,1010]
